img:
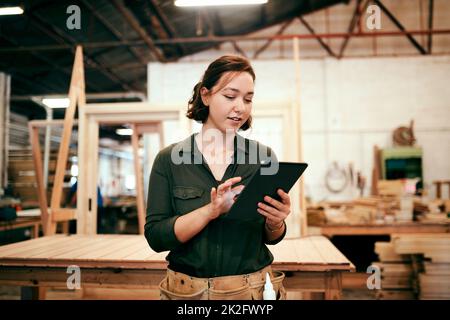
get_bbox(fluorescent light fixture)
[116,128,133,136]
[175,0,267,7]
[0,6,24,16]
[42,98,70,109]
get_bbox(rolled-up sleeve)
[263,222,287,245]
[144,153,182,252]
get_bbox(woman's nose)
[234,98,245,112]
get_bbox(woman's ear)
[200,87,209,106]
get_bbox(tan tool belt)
[159,265,286,300]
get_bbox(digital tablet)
[225,162,308,220]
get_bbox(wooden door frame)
[77,103,188,235]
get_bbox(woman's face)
[201,71,254,133]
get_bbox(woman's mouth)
[227,116,242,123]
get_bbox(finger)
[263,195,285,211]
[231,185,245,195]
[257,208,283,224]
[217,181,232,195]
[210,187,217,202]
[257,202,284,219]
[226,176,242,185]
[277,189,291,205]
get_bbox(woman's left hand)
[257,189,291,230]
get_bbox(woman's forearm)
[173,204,213,243]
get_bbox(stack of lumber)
[377,180,405,196]
[7,149,74,207]
[392,233,450,299]
[306,206,327,226]
[414,198,449,223]
[373,241,415,300]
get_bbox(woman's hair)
[186,55,255,131]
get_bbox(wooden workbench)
[0,235,354,300]
[309,221,449,237]
[0,217,41,239]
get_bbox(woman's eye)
[245,99,253,103]
[224,96,235,100]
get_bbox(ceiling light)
[116,128,133,136]
[0,6,24,16]
[42,98,70,109]
[175,0,268,7]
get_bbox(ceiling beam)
[0,41,145,53]
[0,33,104,93]
[111,0,166,62]
[25,11,138,91]
[298,16,336,58]
[148,0,186,55]
[338,0,368,58]
[80,0,149,64]
[2,29,450,51]
[374,0,427,55]
[253,19,293,59]
[231,41,247,57]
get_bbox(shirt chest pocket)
[173,186,206,215]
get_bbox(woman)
[145,55,291,300]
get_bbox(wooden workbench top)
[0,235,354,272]
[309,221,450,236]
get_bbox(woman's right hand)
[208,177,244,220]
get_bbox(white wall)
[148,54,450,201]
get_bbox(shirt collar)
[177,133,249,156]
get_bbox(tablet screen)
[225,162,308,220]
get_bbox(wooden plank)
[319,223,449,236]
[121,245,157,261]
[28,124,51,234]
[0,235,67,257]
[144,250,169,262]
[98,237,146,260]
[392,233,450,262]
[0,217,41,232]
[424,262,450,275]
[376,290,415,300]
[1,236,78,258]
[0,266,166,290]
[309,236,352,265]
[293,237,326,265]
[87,119,99,235]
[134,123,160,135]
[324,272,342,300]
[375,241,411,262]
[76,108,88,234]
[23,236,107,259]
[81,287,160,300]
[48,236,122,259]
[51,208,76,222]
[75,236,142,260]
[131,124,145,235]
[29,120,79,128]
[283,271,326,291]
[272,238,300,263]
[50,46,85,223]
[372,262,413,275]
[419,273,450,299]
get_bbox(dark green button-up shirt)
[145,133,286,278]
